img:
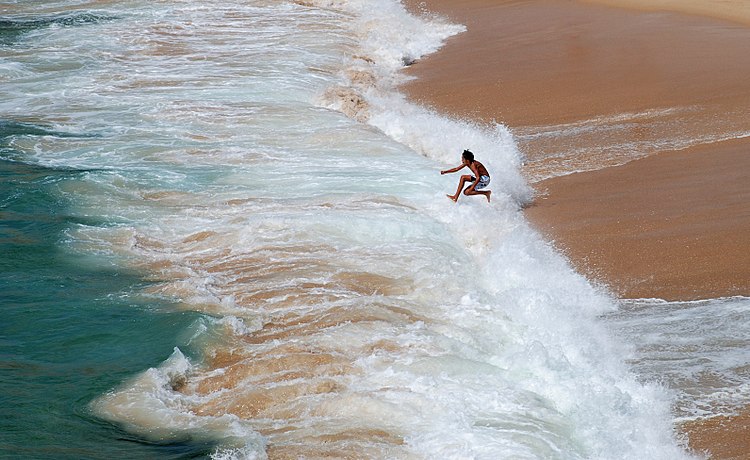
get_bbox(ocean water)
[0,153,206,458]
[1,1,747,458]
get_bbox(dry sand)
[401,0,750,457]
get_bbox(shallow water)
[1,1,741,458]
[0,158,208,458]
[517,105,750,182]
[605,296,750,423]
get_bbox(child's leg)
[448,175,474,202]
[463,186,491,203]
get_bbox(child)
[440,149,491,203]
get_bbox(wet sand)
[401,0,750,457]
[525,137,750,301]
[682,408,750,459]
[401,0,750,300]
[583,0,750,27]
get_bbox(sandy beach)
[524,137,750,301]
[401,0,750,457]
[582,0,750,27]
[401,0,750,300]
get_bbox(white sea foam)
[606,296,750,423]
[1,0,706,458]
[93,348,268,459]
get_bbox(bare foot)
[486,191,491,203]
[446,194,457,202]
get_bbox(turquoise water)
[0,156,207,458]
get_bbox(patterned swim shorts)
[474,175,490,190]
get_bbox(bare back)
[473,160,489,178]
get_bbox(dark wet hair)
[462,149,474,162]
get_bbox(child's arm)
[440,164,466,175]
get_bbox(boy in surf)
[441,149,491,203]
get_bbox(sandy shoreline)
[401,0,750,301]
[401,0,750,457]
[525,136,750,300]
